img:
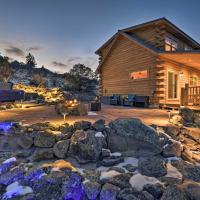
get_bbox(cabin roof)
[159,51,200,70]
[95,18,200,54]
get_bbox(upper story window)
[165,37,178,51]
[184,44,192,51]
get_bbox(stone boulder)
[74,121,91,131]
[100,183,120,200]
[0,166,25,185]
[117,188,154,200]
[53,140,69,158]
[107,118,162,154]
[172,160,200,183]
[55,132,73,141]
[123,164,137,173]
[180,108,195,125]
[101,157,124,167]
[182,180,200,200]
[102,148,111,158]
[163,125,181,138]
[162,139,183,157]
[138,156,167,178]
[92,119,106,132]
[107,173,132,189]
[194,116,200,127]
[83,181,101,200]
[143,183,164,199]
[117,188,139,200]
[24,170,63,200]
[34,131,56,148]
[17,135,33,149]
[61,173,84,200]
[69,130,103,163]
[59,123,74,133]
[161,185,189,200]
[0,157,17,175]
[30,148,54,161]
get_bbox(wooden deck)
[0,104,170,126]
[181,84,200,107]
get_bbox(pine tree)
[26,53,37,67]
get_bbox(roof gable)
[96,32,157,73]
[96,18,200,55]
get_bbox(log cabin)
[95,18,200,107]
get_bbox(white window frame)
[189,75,198,86]
[165,36,178,52]
[167,70,179,100]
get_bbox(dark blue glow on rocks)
[62,173,85,200]
[0,161,15,175]
[0,167,25,185]
[0,122,13,134]
[24,169,45,182]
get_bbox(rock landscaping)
[170,107,200,128]
[0,117,199,199]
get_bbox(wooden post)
[185,84,189,106]
[180,84,189,106]
[180,88,185,106]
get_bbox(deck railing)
[181,84,200,106]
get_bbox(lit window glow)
[130,70,148,80]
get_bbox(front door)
[168,71,178,99]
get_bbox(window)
[130,70,148,80]
[165,37,178,51]
[190,76,198,86]
[168,72,178,99]
[184,45,192,51]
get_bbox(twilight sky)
[0,0,200,73]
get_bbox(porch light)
[179,72,184,77]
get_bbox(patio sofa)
[110,94,121,105]
[134,96,149,107]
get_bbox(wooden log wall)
[99,35,157,99]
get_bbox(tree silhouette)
[64,64,97,91]
[26,53,37,67]
[0,56,13,82]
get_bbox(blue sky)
[0,0,200,73]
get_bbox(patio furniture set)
[108,94,149,107]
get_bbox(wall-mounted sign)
[130,70,148,80]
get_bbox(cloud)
[4,46,25,57]
[67,56,81,63]
[27,46,41,52]
[52,61,67,67]
[50,56,98,73]
[65,56,98,70]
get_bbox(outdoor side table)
[90,102,101,111]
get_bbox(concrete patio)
[0,104,170,126]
